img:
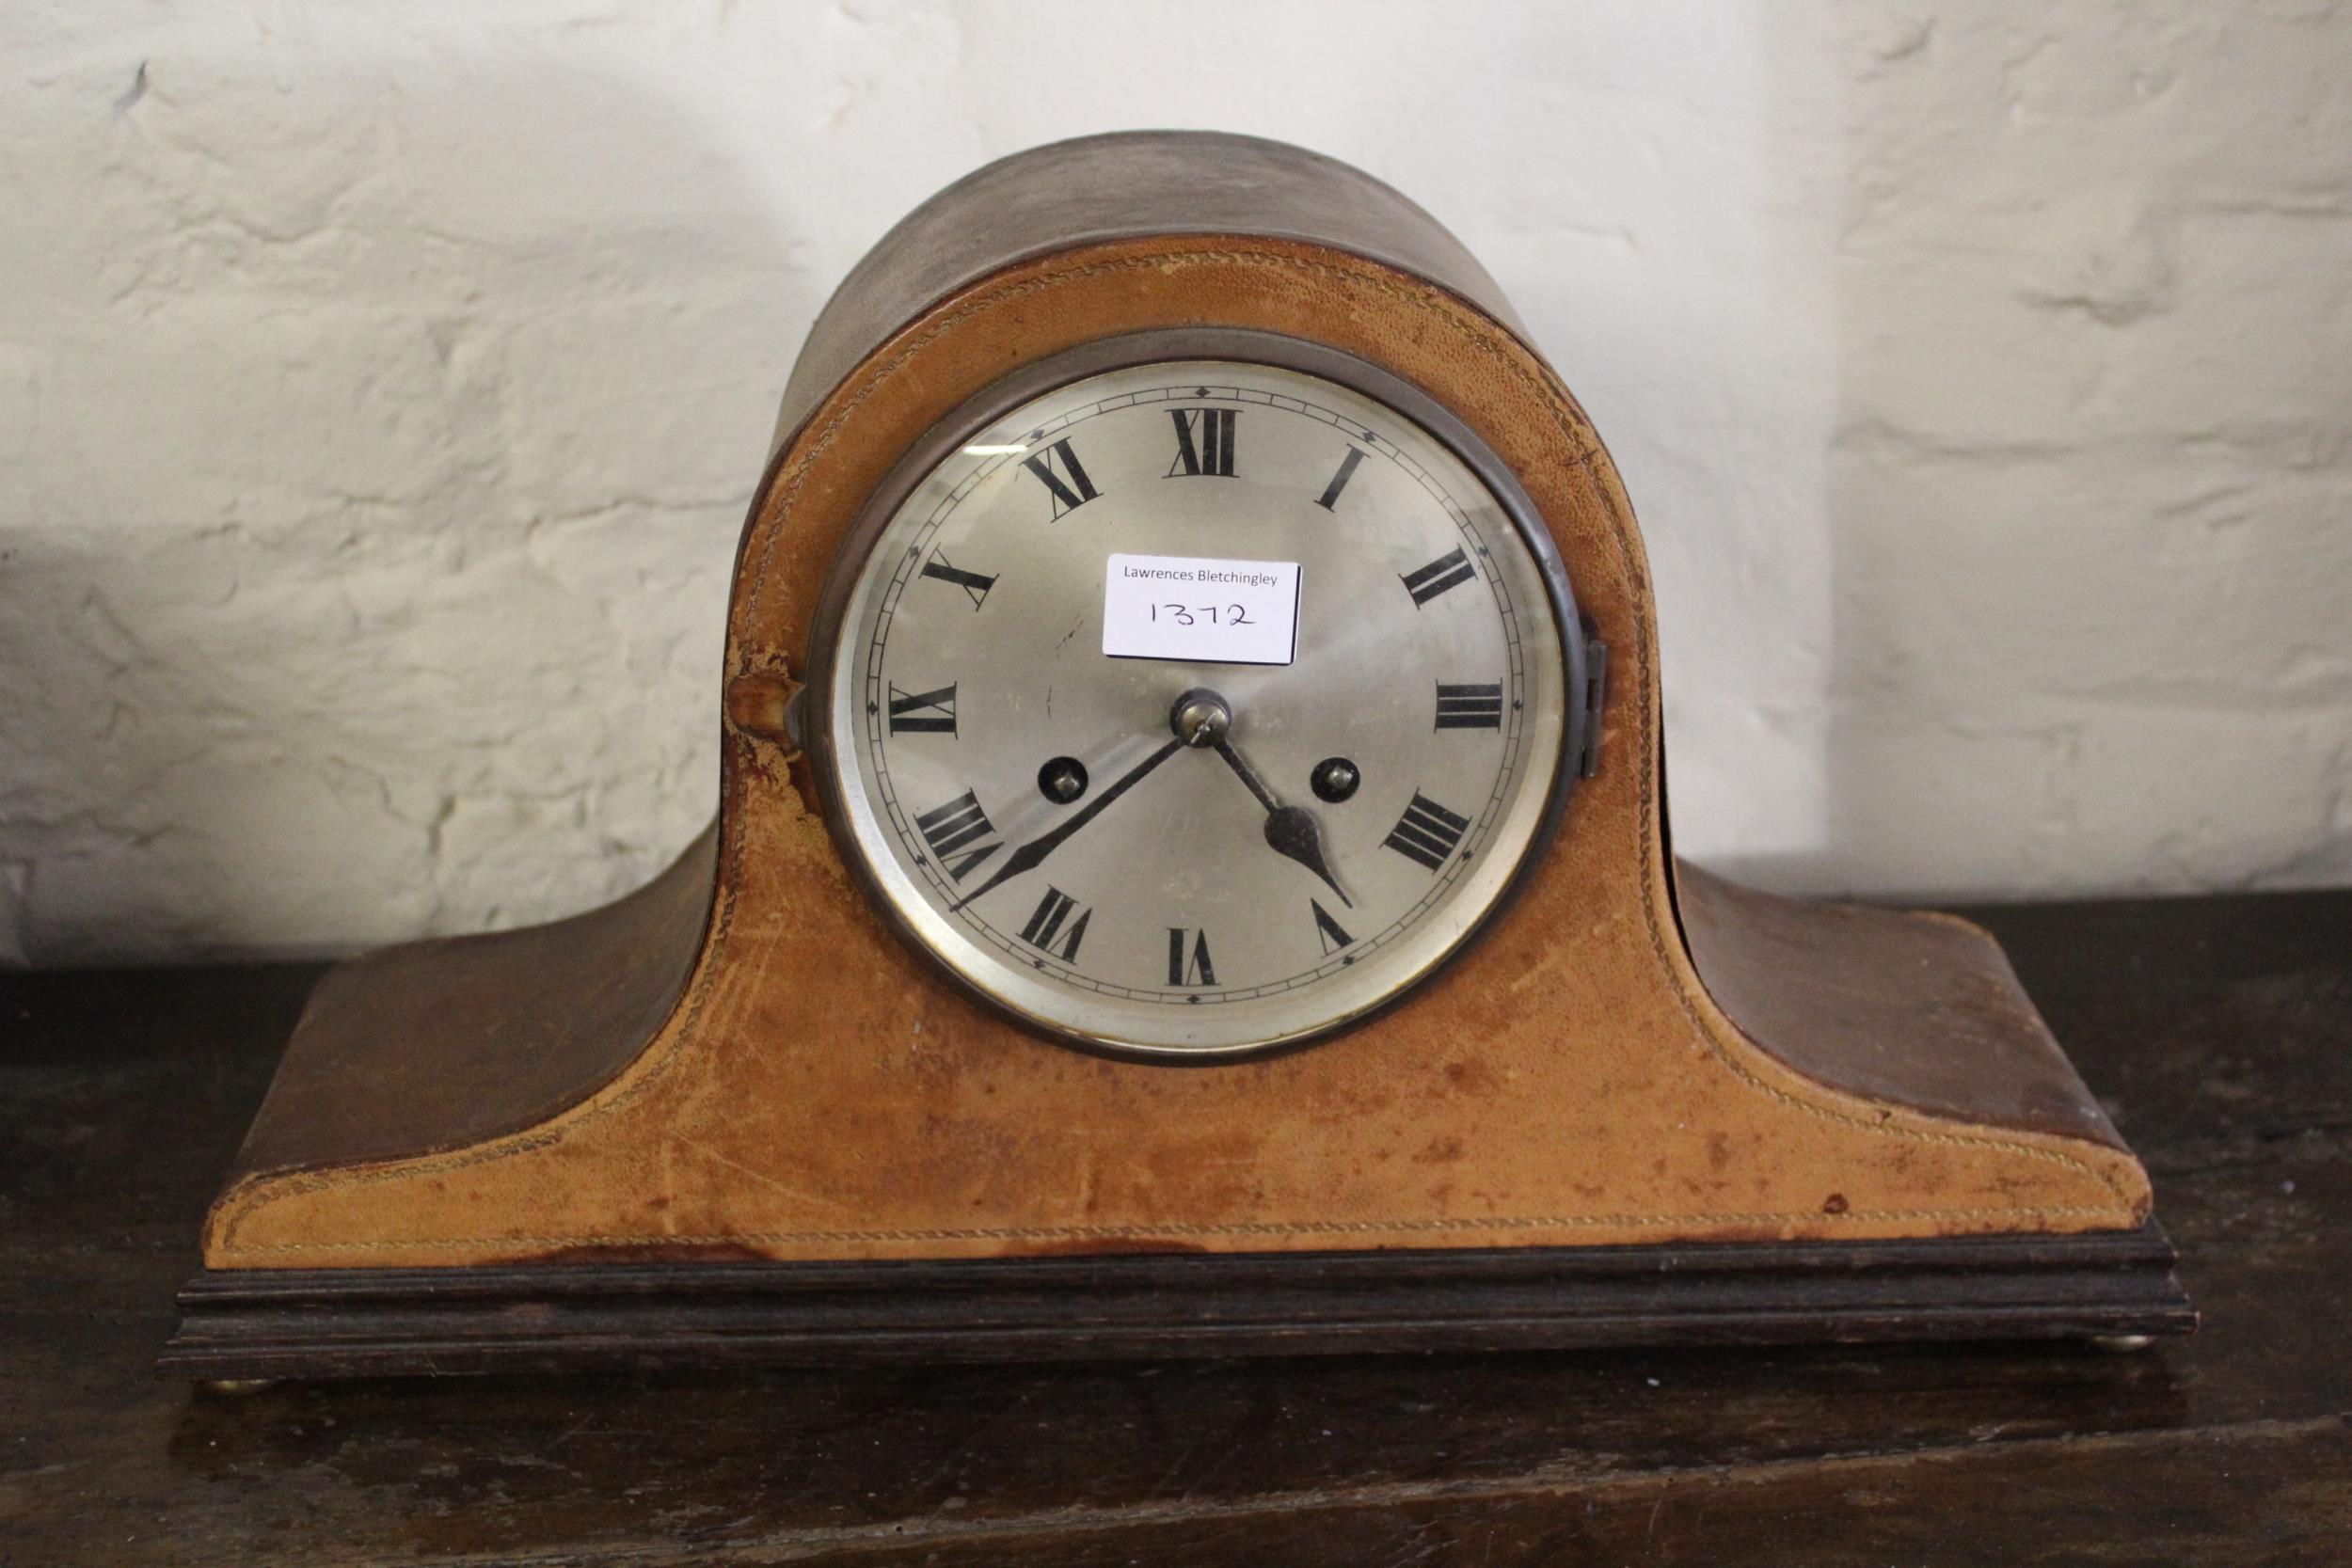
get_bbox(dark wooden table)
[5,890,2348,1565]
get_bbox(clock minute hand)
[1213,740,1353,909]
[947,736,1186,912]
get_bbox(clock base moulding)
[165,133,2190,1378]
[160,1227,2189,1382]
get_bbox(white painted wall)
[3,1,2346,964]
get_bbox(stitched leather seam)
[215,243,2137,1256]
[225,1204,2129,1257]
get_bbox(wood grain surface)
[4,887,2344,1565]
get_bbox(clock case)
[165,132,2189,1380]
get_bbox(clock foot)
[199,1377,278,1396]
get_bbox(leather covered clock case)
[165,132,2190,1376]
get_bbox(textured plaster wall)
[2,1,2346,965]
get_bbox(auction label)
[1102,553,1301,666]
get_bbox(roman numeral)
[914,789,1000,881]
[1167,927,1217,987]
[1314,447,1367,511]
[1022,438,1099,518]
[920,549,997,610]
[1018,885,1091,963]
[1434,681,1503,731]
[1311,899,1354,957]
[1400,546,1477,607]
[886,681,958,735]
[1167,408,1237,478]
[1383,791,1471,872]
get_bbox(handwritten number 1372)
[1152,604,1254,626]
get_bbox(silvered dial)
[818,350,1572,1059]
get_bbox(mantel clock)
[166,133,2190,1379]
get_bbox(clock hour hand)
[1213,740,1353,909]
[948,736,1186,911]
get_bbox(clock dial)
[817,352,1573,1058]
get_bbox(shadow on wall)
[0,55,813,964]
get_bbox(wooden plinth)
[161,1226,2190,1381]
